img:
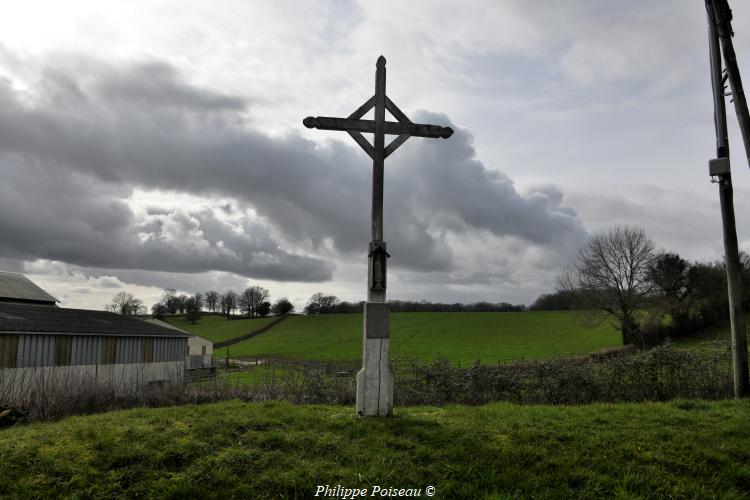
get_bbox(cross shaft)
[302,55,452,416]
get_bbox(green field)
[165,314,278,344]
[198,312,622,364]
[672,319,748,351]
[1,399,749,498]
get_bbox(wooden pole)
[707,2,750,398]
[372,56,386,247]
[711,0,750,170]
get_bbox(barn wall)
[115,337,141,364]
[72,336,102,365]
[4,334,188,368]
[16,335,54,367]
[0,361,185,401]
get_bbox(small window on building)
[201,345,206,356]
[102,337,117,365]
[142,337,154,363]
[0,335,18,368]
[55,336,73,366]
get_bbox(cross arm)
[303,116,453,139]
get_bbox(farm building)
[0,271,58,306]
[142,318,214,369]
[0,272,189,395]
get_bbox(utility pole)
[706,0,749,398]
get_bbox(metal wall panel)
[10,334,187,367]
[142,337,153,363]
[0,334,18,368]
[152,337,184,363]
[16,335,55,367]
[167,338,186,362]
[115,337,142,364]
[164,338,173,362]
[154,338,162,362]
[156,338,164,362]
[55,336,73,366]
[71,336,102,366]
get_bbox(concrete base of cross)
[356,302,393,416]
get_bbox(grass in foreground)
[165,314,278,344]
[1,399,749,498]
[216,311,621,364]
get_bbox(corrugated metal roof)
[0,302,190,337]
[0,272,58,304]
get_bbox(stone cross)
[304,56,453,416]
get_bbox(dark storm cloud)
[0,155,330,281]
[96,61,247,111]
[0,54,587,280]
[385,114,588,258]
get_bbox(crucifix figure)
[304,56,453,416]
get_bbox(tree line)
[105,287,294,324]
[532,225,750,347]
[302,292,525,315]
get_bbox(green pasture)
[165,314,278,344]
[671,316,748,352]
[200,311,622,364]
[2,399,749,498]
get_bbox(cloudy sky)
[1,0,750,311]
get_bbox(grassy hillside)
[672,319,750,351]
[209,311,621,364]
[1,399,749,498]
[165,314,278,343]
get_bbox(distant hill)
[173,311,622,364]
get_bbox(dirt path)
[213,314,291,348]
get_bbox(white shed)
[141,318,213,369]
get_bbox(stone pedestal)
[356,302,393,416]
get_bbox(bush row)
[0,341,733,423]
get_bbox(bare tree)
[161,288,178,315]
[221,290,237,319]
[239,286,270,318]
[558,225,655,346]
[185,295,202,324]
[176,294,189,314]
[105,292,147,316]
[151,303,168,318]
[204,291,220,313]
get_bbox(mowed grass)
[1,399,749,498]
[215,312,621,364]
[164,314,278,344]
